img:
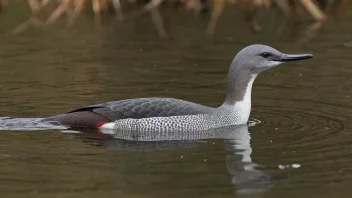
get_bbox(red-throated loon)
[43,44,313,131]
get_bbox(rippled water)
[0,4,352,198]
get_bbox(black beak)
[273,54,313,62]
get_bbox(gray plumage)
[44,44,313,130]
[70,98,214,120]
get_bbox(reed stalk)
[0,0,348,35]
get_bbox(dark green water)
[0,4,352,198]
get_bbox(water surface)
[0,5,352,198]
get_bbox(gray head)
[231,44,313,74]
[224,44,313,104]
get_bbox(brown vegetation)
[0,0,349,36]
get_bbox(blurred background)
[0,1,352,198]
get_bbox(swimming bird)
[43,44,313,131]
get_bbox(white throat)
[228,74,257,124]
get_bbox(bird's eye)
[260,52,271,58]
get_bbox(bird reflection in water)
[70,122,272,196]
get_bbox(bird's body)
[44,45,313,130]
[47,98,214,129]
[45,94,252,131]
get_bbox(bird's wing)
[68,98,212,121]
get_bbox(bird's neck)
[223,69,257,106]
[220,69,257,124]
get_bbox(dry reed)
[0,0,349,36]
